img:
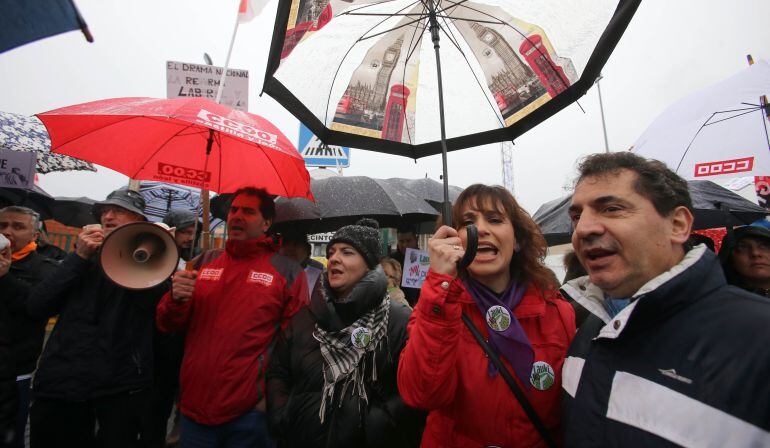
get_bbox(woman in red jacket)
[398,184,575,447]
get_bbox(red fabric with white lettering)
[37,97,312,198]
[156,236,309,425]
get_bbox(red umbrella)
[36,97,313,199]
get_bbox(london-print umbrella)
[264,0,641,223]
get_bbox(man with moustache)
[0,207,58,448]
[560,152,770,447]
[156,187,309,447]
[26,189,169,448]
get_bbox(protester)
[389,224,421,306]
[142,209,203,448]
[562,251,590,327]
[279,231,324,296]
[35,222,67,261]
[561,152,770,446]
[267,219,424,447]
[163,209,201,263]
[156,187,309,448]
[398,184,575,447]
[379,257,409,308]
[0,242,17,448]
[0,207,59,448]
[719,225,770,298]
[26,189,168,448]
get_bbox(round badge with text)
[485,305,511,332]
[530,361,555,391]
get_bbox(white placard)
[401,247,430,289]
[0,150,35,189]
[166,60,249,111]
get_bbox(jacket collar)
[311,267,388,331]
[562,244,719,339]
[458,279,546,319]
[224,235,276,258]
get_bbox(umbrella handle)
[458,224,478,269]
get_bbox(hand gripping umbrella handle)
[458,224,478,269]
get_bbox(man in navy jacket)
[561,152,770,447]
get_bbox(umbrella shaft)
[428,5,452,226]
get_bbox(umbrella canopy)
[212,176,439,233]
[36,97,313,199]
[384,177,463,208]
[0,185,55,220]
[533,180,770,245]
[139,181,202,221]
[0,0,93,54]
[264,0,640,157]
[632,60,770,180]
[52,196,97,227]
[0,111,96,174]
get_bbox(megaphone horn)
[100,222,180,290]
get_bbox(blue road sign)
[298,124,350,168]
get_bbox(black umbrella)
[212,176,439,234]
[52,196,97,227]
[385,177,463,210]
[0,185,55,220]
[533,180,770,246]
[0,0,93,54]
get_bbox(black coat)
[561,247,770,447]
[267,269,424,448]
[0,293,16,437]
[27,253,168,400]
[0,250,59,375]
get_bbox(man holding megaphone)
[26,189,170,448]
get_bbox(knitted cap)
[327,218,381,269]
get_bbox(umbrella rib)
[399,10,430,147]
[436,15,503,25]
[675,113,716,174]
[323,0,423,125]
[215,131,224,192]
[343,0,406,15]
[343,12,428,17]
[703,107,761,127]
[358,16,427,42]
[443,0,572,92]
[436,13,506,127]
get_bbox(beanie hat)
[162,209,200,231]
[327,218,381,269]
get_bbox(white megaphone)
[100,221,180,290]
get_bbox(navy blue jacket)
[560,247,770,447]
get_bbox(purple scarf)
[463,277,534,387]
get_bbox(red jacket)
[398,271,575,447]
[156,237,309,425]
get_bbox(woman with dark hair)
[398,184,575,447]
[267,219,424,448]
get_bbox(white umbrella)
[632,60,770,180]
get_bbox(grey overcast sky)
[1,0,768,214]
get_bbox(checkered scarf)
[313,294,390,423]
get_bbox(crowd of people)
[1,151,770,448]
